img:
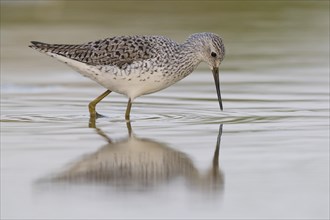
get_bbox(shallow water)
[1,1,329,219]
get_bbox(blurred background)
[1,1,329,219]
[2,1,328,81]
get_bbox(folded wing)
[29,36,159,68]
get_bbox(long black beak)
[212,67,223,111]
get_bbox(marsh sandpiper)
[29,33,225,120]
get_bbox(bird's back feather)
[29,36,165,68]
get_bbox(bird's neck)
[180,40,205,63]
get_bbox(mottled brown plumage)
[30,36,176,68]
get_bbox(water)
[1,1,329,219]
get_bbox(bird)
[29,32,225,120]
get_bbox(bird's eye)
[211,52,217,57]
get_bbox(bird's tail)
[29,41,53,53]
[29,41,79,54]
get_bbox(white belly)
[50,53,178,100]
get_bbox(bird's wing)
[29,36,159,68]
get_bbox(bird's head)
[188,33,225,110]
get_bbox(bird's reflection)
[48,119,224,191]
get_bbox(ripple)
[1,103,327,127]
[1,79,328,129]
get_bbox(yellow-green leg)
[125,98,132,121]
[88,90,112,118]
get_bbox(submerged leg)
[88,115,112,142]
[125,98,132,121]
[88,90,112,118]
